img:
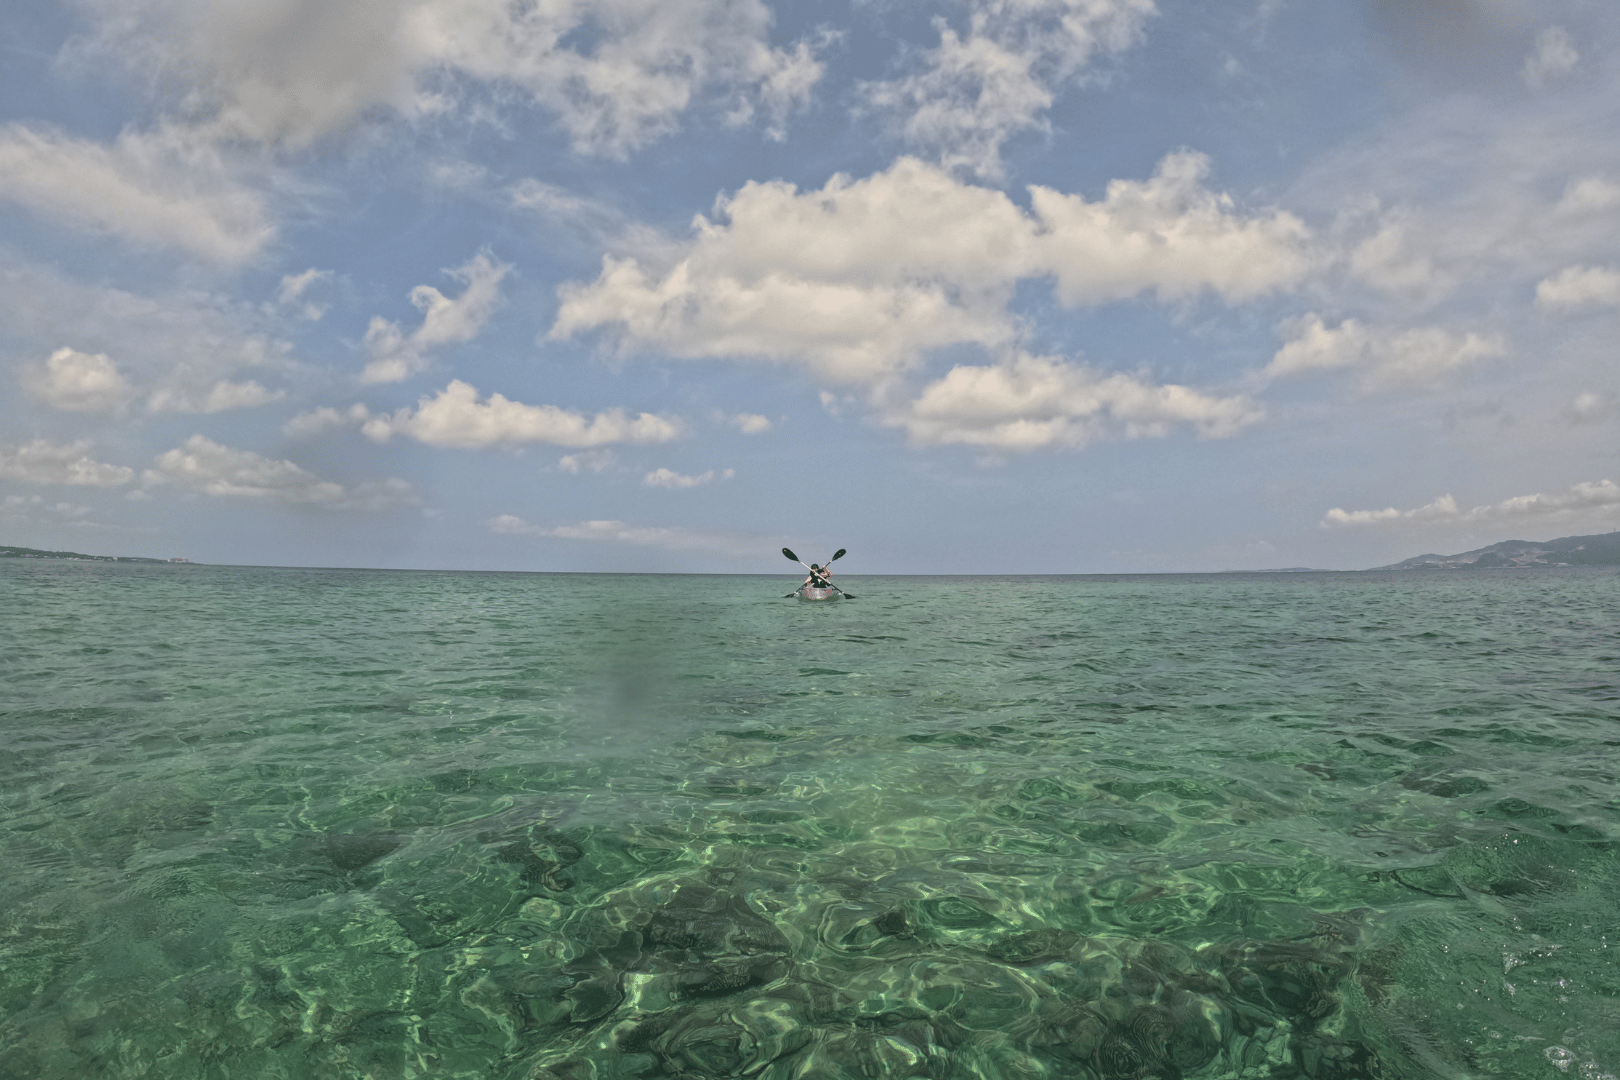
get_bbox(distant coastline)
[1,544,185,564]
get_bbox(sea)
[2,560,1617,1080]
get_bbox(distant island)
[1374,529,1620,570]
[1,545,182,564]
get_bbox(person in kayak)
[804,563,832,590]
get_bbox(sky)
[1,0,1618,574]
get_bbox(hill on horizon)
[1374,529,1620,570]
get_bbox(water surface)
[2,563,1617,1079]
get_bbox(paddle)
[781,547,856,598]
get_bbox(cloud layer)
[22,348,133,414]
[1324,479,1620,529]
[1535,265,1620,314]
[890,352,1260,451]
[862,0,1156,177]
[0,124,274,261]
[147,435,418,510]
[1267,314,1509,391]
[556,152,1311,391]
[0,439,135,486]
[362,252,510,384]
[70,0,824,155]
[361,380,682,449]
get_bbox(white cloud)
[729,413,772,434]
[1323,480,1620,528]
[510,178,606,219]
[1344,211,1452,305]
[276,268,332,320]
[1297,101,1620,315]
[283,403,373,437]
[862,0,1156,177]
[1266,314,1509,390]
[0,259,302,422]
[1,495,81,517]
[508,178,643,246]
[888,352,1261,451]
[489,513,760,554]
[1555,176,1620,218]
[1523,26,1577,89]
[21,342,281,418]
[361,379,683,449]
[644,467,732,488]
[1535,265,1620,314]
[146,379,285,414]
[730,33,828,141]
[22,348,133,413]
[1031,150,1313,305]
[407,0,825,155]
[554,252,1010,389]
[554,152,1311,388]
[558,449,617,473]
[553,158,1026,387]
[69,0,824,156]
[1320,494,1461,528]
[0,123,273,262]
[1565,392,1617,425]
[0,439,135,486]
[361,251,509,383]
[68,0,424,149]
[146,435,418,510]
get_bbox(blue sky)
[2,0,1618,573]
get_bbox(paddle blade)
[830,548,846,561]
[782,547,799,562]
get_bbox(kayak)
[796,585,842,602]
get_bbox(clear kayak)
[795,585,841,601]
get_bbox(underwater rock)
[498,864,1377,1080]
[1389,864,1464,899]
[1439,831,1581,898]
[480,823,584,892]
[617,990,817,1077]
[1292,1030,1389,1080]
[638,883,791,958]
[813,1018,953,1080]
[672,956,790,1000]
[1018,979,1226,1080]
[987,927,1082,965]
[873,909,909,937]
[562,974,622,1025]
[1396,771,1490,799]
[918,896,998,931]
[1211,940,1348,1028]
[375,890,470,948]
[319,831,403,872]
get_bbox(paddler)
[804,563,832,590]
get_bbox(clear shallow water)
[2,562,1617,1080]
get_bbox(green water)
[2,562,1617,1080]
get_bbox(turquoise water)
[2,562,1618,1080]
